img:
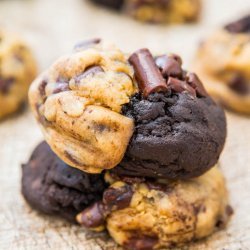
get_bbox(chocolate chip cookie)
[0,30,37,119]
[90,0,201,24]
[77,167,232,249]
[21,141,107,223]
[29,39,136,174]
[194,15,250,114]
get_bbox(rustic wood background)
[0,0,250,249]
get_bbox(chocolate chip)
[228,74,249,95]
[76,201,105,228]
[74,66,104,83]
[186,72,208,97]
[73,38,101,52]
[129,48,168,98]
[103,185,133,210]
[167,77,196,97]
[124,235,158,250]
[0,77,15,94]
[226,205,234,217]
[38,80,48,98]
[225,15,250,33]
[155,55,182,78]
[53,82,70,94]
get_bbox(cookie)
[113,49,226,179]
[0,30,37,119]
[90,0,201,24]
[21,141,107,223]
[29,40,226,180]
[77,167,232,249]
[29,39,136,174]
[193,15,250,114]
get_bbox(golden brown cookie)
[125,0,201,24]
[29,39,137,174]
[194,15,250,114]
[0,30,37,119]
[90,0,201,24]
[77,167,232,249]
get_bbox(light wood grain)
[0,0,250,249]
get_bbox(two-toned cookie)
[29,39,226,180]
[22,141,232,249]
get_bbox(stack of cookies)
[22,39,232,249]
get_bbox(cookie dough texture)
[194,16,250,114]
[113,89,226,180]
[106,167,231,249]
[90,0,201,24]
[21,141,107,223]
[29,41,136,173]
[0,30,37,119]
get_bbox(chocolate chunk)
[167,77,196,97]
[155,55,182,78]
[39,80,48,98]
[228,74,249,95]
[53,82,70,94]
[73,38,101,52]
[74,66,104,83]
[0,77,15,94]
[103,185,133,210]
[225,15,250,33]
[124,235,158,250]
[76,201,105,228]
[226,205,234,216]
[186,72,208,97]
[129,48,168,98]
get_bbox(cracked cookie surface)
[21,141,107,223]
[0,30,37,119]
[113,50,226,179]
[29,40,136,173]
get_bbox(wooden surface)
[0,0,250,249]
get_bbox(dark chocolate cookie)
[112,49,227,180]
[21,141,107,223]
